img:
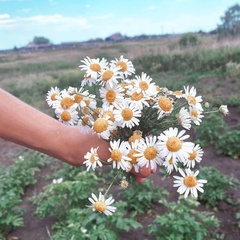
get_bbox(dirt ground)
[1,107,240,240]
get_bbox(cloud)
[94,13,113,20]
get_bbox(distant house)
[20,42,54,51]
[105,33,128,42]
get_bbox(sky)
[0,0,239,50]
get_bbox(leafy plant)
[198,167,240,207]
[118,179,169,214]
[215,130,240,159]
[148,197,220,240]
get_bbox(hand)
[131,165,156,183]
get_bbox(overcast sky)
[0,0,238,50]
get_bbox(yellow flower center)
[51,93,58,101]
[90,154,97,163]
[122,108,133,121]
[74,94,83,103]
[111,149,122,162]
[61,97,74,109]
[61,110,71,121]
[93,118,109,133]
[106,90,116,103]
[116,61,127,72]
[144,146,157,160]
[156,85,161,92]
[90,63,101,72]
[191,109,198,118]
[128,149,138,164]
[81,116,89,126]
[188,96,197,105]
[102,70,114,82]
[94,201,107,212]
[128,130,142,143]
[131,92,143,101]
[184,176,197,187]
[173,90,182,96]
[84,99,91,106]
[102,111,115,122]
[93,107,101,120]
[166,137,182,152]
[188,150,197,160]
[158,96,172,112]
[83,106,90,115]
[139,81,149,91]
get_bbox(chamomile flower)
[184,144,204,168]
[79,56,108,80]
[99,83,125,107]
[111,55,135,77]
[189,107,204,125]
[173,168,207,198]
[107,139,131,170]
[163,156,178,174]
[46,87,61,107]
[120,176,129,189]
[172,90,184,99]
[157,127,194,163]
[55,107,79,126]
[52,178,63,184]
[153,96,174,119]
[54,89,76,109]
[219,105,229,116]
[83,147,103,171]
[177,107,192,130]
[125,140,141,173]
[113,100,141,128]
[126,90,150,110]
[184,86,203,111]
[78,115,92,134]
[81,73,97,87]
[132,72,158,97]
[98,65,121,88]
[92,117,114,140]
[87,192,116,216]
[134,136,163,171]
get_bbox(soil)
[1,107,240,240]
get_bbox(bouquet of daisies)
[46,55,228,216]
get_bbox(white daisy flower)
[177,107,192,130]
[54,89,76,110]
[98,65,121,88]
[81,73,97,87]
[120,176,129,189]
[189,107,204,125]
[79,56,108,80]
[153,96,174,119]
[163,156,178,174]
[92,117,114,140]
[52,178,63,184]
[172,90,184,99]
[78,115,93,134]
[99,83,125,107]
[87,192,116,216]
[125,140,141,173]
[219,105,229,116]
[111,55,135,77]
[126,89,150,110]
[131,72,158,97]
[107,139,131,171]
[83,147,103,171]
[46,87,61,107]
[128,130,143,143]
[157,127,194,163]
[173,168,207,198]
[184,86,203,111]
[55,107,79,126]
[113,100,141,128]
[184,144,204,168]
[134,136,163,171]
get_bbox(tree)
[217,4,240,38]
[33,36,51,45]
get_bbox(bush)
[179,33,199,47]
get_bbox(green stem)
[104,171,121,196]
